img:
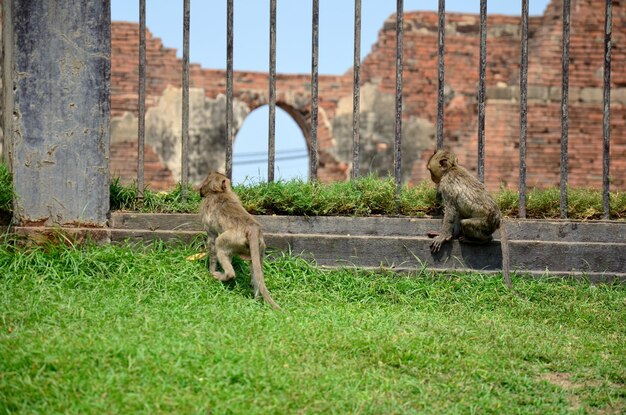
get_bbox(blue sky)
[112,0,551,183]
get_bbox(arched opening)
[233,105,309,184]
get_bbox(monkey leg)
[427,229,461,239]
[206,235,227,281]
[428,216,461,240]
[459,218,494,244]
[214,231,246,281]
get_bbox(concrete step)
[110,212,626,243]
[108,212,626,282]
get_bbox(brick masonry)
[10,0,625,191]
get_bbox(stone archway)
[232,104,310,184]
[110,86,331,187]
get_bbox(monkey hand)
[430,234,450,253]
[427,231,439,238]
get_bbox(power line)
[233,153,309,166]
[234,148,308,158]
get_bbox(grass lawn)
[0,240,624,414]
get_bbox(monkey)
[426,149,512,289]
[198,171,280,309]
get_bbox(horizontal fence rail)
[129,0,615,219]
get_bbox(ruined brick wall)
[359,12,543,186]
[110,23,351,186]
[359,0,625,189]
[526,0,626,190]
[105,0,625,190]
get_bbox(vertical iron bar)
[137,0,146,200]
[477,0,487,182]
[518,0,529,219]
[310,0,319,182]
[352,0,361,180]
[436,0,445,150]
[225,0,234,180]
[181,0,190,201]
[602,0,612,219]
[394,0,403,191]
[268,0,277,183]
[559,0,571,219]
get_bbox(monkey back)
[439,165,501,232]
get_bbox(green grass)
[110,175,626,220]
[0,164,13,219]
[0,165,623,219]
[109,175,437,217]
[1,240,625,414]
[110,178,203,214]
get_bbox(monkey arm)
[430,203,458,253]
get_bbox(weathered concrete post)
[2,0,110,226]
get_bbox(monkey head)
[427,149,458,184]
[199,171,231,197]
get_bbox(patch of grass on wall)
[110,178,201,213]
[111,175,626,220]
[2,168,624,220]
[234,176,412,216]
[497,185,626,220]
[0,164,13,222]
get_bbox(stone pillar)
[3,0,110,226]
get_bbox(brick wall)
[109,0,625,190]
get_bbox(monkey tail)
[247,226,281,310]
[499,221,512,289]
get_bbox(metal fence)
[133,0,614,219]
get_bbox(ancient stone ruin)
[106,0,623,190]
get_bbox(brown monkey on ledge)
[426,149,512,288]
[199,171,280,309]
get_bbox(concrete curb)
[110,213,626,281]
[3,212,625,282]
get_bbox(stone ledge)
[111,212,626,243]
[2,213,624,282]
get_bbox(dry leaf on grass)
[186,252,207,261]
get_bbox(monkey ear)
[439,157,449,170]
[221,179,228,192]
